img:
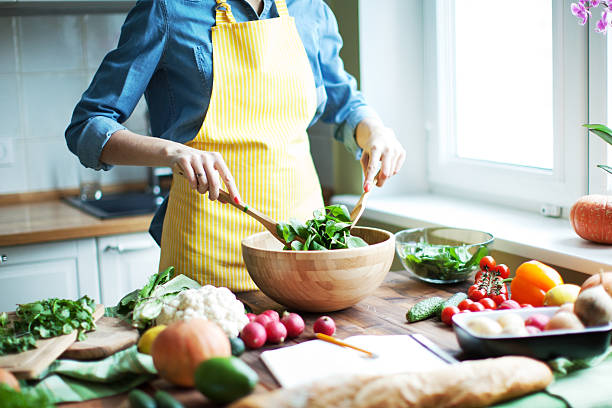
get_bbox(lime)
[137,324,167,355]
[194,356,258,404]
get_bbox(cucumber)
[128,389,156,408]
[154,390,184,408]
[436,292,468,318]
[406,296,445,322]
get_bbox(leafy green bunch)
[584,124,612,175]
[108,266,200,330]
[402,243,488,281]
[0,295,96,355]
[276,204,368,251]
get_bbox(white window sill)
[332,193,612,275]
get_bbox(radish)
[497,300,521,310]
[525,325,542,335]
[281,312,305,338]
[570,195,612,244]
[254,314,272,327]
[240,322,267,349]
[265,321,287,344]
[524,314,550,331]
[246,313,257,322]
[313,316,335,336]
[262,310,280,322]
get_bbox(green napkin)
[493,348,612,408]
[23,345,157,404]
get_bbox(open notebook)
[260,334,456,388]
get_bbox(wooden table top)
[0,200,153,246]
[61,271,470,408]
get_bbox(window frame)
[423,0,588,213]
[588,25,612,195]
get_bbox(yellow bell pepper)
[510,260,563,307]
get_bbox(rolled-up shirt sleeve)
[65,0,168,170]
[316,2,380,160]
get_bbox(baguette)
[229,356,553,408]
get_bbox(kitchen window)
[424,0,588,213]
[589,24,612,195]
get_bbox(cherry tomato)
[496,264,510,279]
[468,285,486,301]
[468,302,486,312]
[491,293,507,306]
[479,298,496,309]
[479,256,496,271]
[458,299,474,311]
[474,270,483,282]
[497,300,521,310]
[441,306,460,326]
[521,303,533,308]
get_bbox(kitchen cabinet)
[97,232,160,306]
[0,239,100,311]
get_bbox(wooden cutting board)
[0,304,104,379]
[61,316,139,360]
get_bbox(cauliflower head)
[156,285,249,337]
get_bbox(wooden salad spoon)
[175,169,294,246]
[215,189,294,246]
[349,189,370,230]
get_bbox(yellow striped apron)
[159,0,323,291]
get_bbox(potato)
[466,317,503,336]
[497,314,525,331]
[544,311,584,331]
[574,285,612,327]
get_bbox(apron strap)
[215,0,237,25]
[274,0,290,18]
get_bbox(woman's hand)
[169,145,240,202]
[99,130,241,202]
[355,117,406,192]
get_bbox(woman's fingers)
[376,149,395,187]
[213,156,241,204]
[176,158,197,190]
[362,147,381,192]
[203,158,220,200]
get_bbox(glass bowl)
[395,227,494,284]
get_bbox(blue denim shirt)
[65,0,378,244]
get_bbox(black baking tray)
[452,307,612,360]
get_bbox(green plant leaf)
[346,236,368,248]
[291,241,304,251]
[598,164,612,175]
[583,123,612,146]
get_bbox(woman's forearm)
[100,129,241,202]
[100,129,183,167]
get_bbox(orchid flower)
[572,1,612,33]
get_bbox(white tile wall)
[0,74,21,138]
[0,18,17,74]
[0,13,149,194]
[0,140,27,194]
[18,15,84,73]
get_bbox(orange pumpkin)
[0,368,20,391]
[151,318,230,387]
[570,195,612,244]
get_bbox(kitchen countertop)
[0,200,153,247]
[61,271,470,407]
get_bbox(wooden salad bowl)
[241,227,395,312]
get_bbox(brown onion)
[581,272,612,297]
